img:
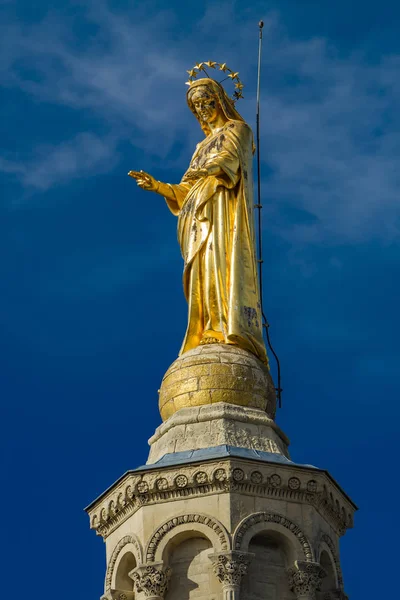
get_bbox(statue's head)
[189,86,221,127]
[187,78,245,136]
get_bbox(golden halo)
[185,61,244,102]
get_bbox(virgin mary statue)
[129,77,268,365]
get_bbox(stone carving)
[210,552,253,586]
[269,473,281,487]
[234,512,314,561]
[146,514,229,562]
[232,468,244,481]
[175,475,188,488]
[307,480,317,493]
[214,468,227,482]
[156,478,168,491]
[117,492,126,508]
[317,533,344,588]
[148,401,290,464]
[287,561,326,599]
[89,462,353,540]
[105,535,143,592]
[137,481,149,494]
[250,470,263,484]
[195,471,208,484]
[130,563,172,598]
[288,477,301,490]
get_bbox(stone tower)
[86,344,356,600]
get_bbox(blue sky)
[1,0,399,597]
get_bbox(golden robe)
[164,119,268,364]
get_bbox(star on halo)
[219,63,230,72]
[185,61,244,102]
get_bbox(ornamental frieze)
[88,460,353,539]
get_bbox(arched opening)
[114,551,137,598]
[319,549,337,596]
[165,532,217,600]
[241,532,296,600]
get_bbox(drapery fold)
[164,119,268,364]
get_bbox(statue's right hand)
[128,170,159,192]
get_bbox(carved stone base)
[147,402,290,464]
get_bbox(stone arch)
[233,512,314,563]
[105,535,143,592]
[145,513,230,563]
[317,533,343,589]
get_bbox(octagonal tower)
[86,343,356,600]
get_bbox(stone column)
[209,551,253,600]
[101,593,134,600]
[287,561,326,600]
[129,563,172,600]
[323,591,349,600]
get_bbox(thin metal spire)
[255,20,283,408]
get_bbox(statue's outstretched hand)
[128,170,158,192]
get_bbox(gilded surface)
[129,77,268,364]
[158,344,276,421]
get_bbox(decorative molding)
[105,535,143,592]
[209,551,253,586]
[145,513,229,562]
[234,512,314,562]
[288,477,301,490]
[287,560,326,599]
[250,470,263,484]
[87,460,354,540]
[130,563,172,598]
[317,533,344,589]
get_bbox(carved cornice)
[87,459,354,539]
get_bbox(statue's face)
[190,88,220,124]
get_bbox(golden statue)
[129,66,268,365]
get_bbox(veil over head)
[186,78,246,137]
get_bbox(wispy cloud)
[1,133,117,191]
[1,1,400,242]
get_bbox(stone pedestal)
[148,403,290,464]
[87,346,356,600]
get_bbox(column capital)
[287,560,326,600]
[101,593,134,600]
[209,551,254,586]
[129,562,172,599]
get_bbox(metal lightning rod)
[255,20,283,408]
